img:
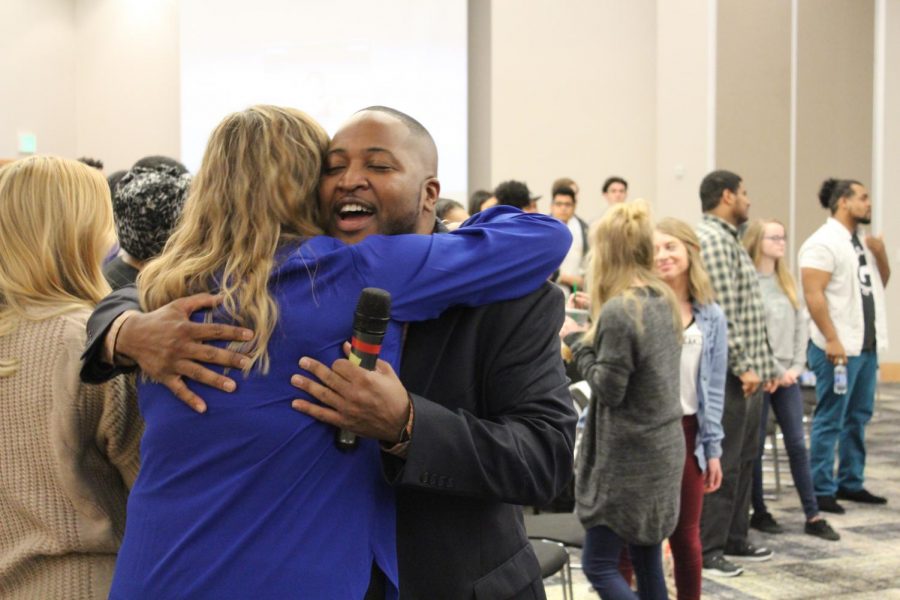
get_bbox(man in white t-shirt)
[549,182,589,293]
[799,178,891,513]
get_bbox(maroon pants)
[669,415,704,600]
[619,415,704,600]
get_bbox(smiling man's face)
[318,111,439,244]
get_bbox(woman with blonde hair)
[567,200,683,599]
[109,105,570,599]
[743,219,839,541]
[653,217,727,595]
[0,157,142,598]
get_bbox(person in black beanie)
[103,157,190,290]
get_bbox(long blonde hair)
[655,217,717,305]
[583,200,681,345]
[743,219,800,309]
[138,105,329,374]
[0,156,114,376]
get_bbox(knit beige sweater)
[0,308,143,599]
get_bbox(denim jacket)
[691,301,727,471]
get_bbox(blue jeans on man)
[807,343,878,496]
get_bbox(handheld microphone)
[336,287,392,451]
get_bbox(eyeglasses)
[763,236,787,242]
[552,201,574,208]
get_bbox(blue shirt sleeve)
[348,205,572,322]
[700,302,728,461]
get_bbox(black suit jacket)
[80,283,576,599]
[388,282,575,599]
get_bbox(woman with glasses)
[743,220,840,541]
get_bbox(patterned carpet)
[544,382,900,599]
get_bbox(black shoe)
[702,554,744,577]
[805,518,840,541]
[836,488,888,504]
[750,511,784,534]
[724,542,773,562]
[817,495,846,514]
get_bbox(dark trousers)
[700,373,763,558]
[620,417,704,600]
[751,383,819,520]
[583,525,668,599]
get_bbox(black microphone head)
[354,288,392,335]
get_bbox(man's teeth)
[339,203,373,216]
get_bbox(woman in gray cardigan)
[568,201,684,600]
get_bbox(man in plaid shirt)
[696,170,779,578]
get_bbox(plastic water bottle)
[833,363,848,395]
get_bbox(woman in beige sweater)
[0,156,142,598]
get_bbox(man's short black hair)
[468,189,492,215]
[358,106,432,142]
[699,170,742,212]
[357,106,438,170]
[436,198,466,220]
[494,180,535,210]
[553,186,576,203]
[552,177,577,196]
[78,156,104,170]
[602,176,627,193]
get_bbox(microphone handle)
[335,329,384,451]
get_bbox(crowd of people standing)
[542,169,889,599]
[0,99,891,599]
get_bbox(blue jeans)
[751,383,819,520]
[807,343,878,496]
[583,525,668,600]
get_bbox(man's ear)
[720,188,735,208]
[421,177,441,216]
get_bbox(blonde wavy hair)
[0,156,114,377]
[655,217,717,305]
[138,105,329,374]
[583,200,681,345]
[743,219,800,309]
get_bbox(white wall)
[655,0,714,222]
[74,0,180,173]
[0,0,178,170]
[0,0,77,159]
[178,0,468,199]
[880,0,900,364]
[488,0,657,223]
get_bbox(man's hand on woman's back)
[115,293,253,413]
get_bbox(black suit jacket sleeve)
[80,284,141,383]
[385,283,576,506]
